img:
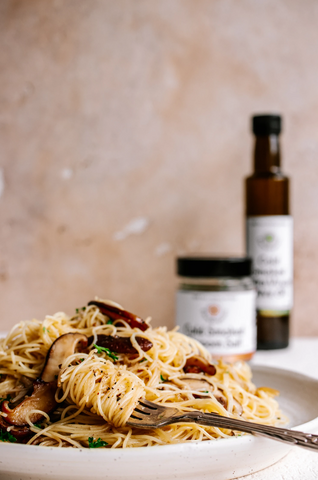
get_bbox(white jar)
[176,256,257,362]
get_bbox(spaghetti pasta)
[0,299,285,448]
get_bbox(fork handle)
[175,412,318,451]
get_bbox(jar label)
[246,215,293,311]
[176,290,256,355]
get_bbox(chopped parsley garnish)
[0,430,16,443]
[0,394,11,405]
[139,358,147,363]
[33,423,43,429]
[42,327,50,333]
[93,344,118,361]
[88,437,108,448]
[160,374,167,382]
[75,307,86,314]
[203,391,209,394]
[106,319,113,325]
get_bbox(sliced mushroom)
[2,380,57,425]
[180,378,224,403]
[180,378,242,414]
[213,390,228,408]
[89,334,153,355]
[213,390,243,415]
[181,378,213,392]
[1,333,88,428]
[184,356,216,376]
[0,414,32,442]
[41,332,88,382]
[88,300,149,331]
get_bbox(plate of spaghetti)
[0,298,318,480]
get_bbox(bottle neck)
[253,134,281,173]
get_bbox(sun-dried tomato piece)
[184,355,216,376]
[88,301,149,331]
[89,334,153,354]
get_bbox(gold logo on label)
[208,305,220,317]
[202,303,226,322]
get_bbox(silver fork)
[127,399,318,451]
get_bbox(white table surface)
[244,337,318,480]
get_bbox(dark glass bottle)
[245,115,293,350]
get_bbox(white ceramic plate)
[0,365,318,480]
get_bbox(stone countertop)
[243,338,318,480]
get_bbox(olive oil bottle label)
[176,290,257,355]
[246,215,293,311]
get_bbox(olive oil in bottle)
[245,114,293,349]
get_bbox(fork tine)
[127,399,181,427]
[139,400,166,411]
[129,412,145,421]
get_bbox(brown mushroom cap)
[41,332,88,382]
[1,332,88,428]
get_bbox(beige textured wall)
[0,0,317,335]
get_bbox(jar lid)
[177,256,252,278]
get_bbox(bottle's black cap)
[252,114,282,136]
[177,256,252,278]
